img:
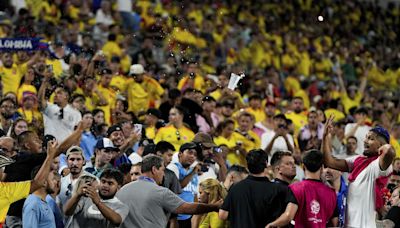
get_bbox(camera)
[213,147,222,153]
[200,164,209,172]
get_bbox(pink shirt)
[290,180,337,228]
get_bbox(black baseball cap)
[107,125,122,137]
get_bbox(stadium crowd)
[0,0,400,227]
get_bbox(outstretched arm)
[321,115,349,172]
[336,68,347,95]
[358,69,368,96]
[266,203,298,228]
[30,140,58,193]
[175,201,220,215]
[38,71,52,110]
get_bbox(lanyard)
[139,176,156,183]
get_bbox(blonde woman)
[198,178,228,228]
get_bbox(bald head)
[0,137,16,157]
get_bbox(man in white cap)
[125,64,164,115]
[85,138,120,178]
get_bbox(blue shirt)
[337,176,348,228]
[174,162,198,221]
[80,131,98,162]
[45,195,64,228]
[23,194,56,228]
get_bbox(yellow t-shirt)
[245,107,266,123]
[42,1,61,23]
[45,59,63,78]
[0,64,23,95]
[209,89,243,104]
[233,131,261,153]
[102,41,122,59]
[145,126,156,140]
[297,51,311,76]
[199,212,229,228]
[324,108,346,122]
[83,93,101,112]
[110,74,128,93]
[0,181,31,223]
[284,76,300,96]
[341,92,362,114]
[390,137,400,158]
[214,134,245,166]
[285,111,308,136]
[18,108,43,125]
[154,125,195,152]
[177,75,206,94]
[97,85,116,125]
[126,76,164,114]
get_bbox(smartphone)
[133,124,143,134]
[213,147,222,153]
[200,164,209,172]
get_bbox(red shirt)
[290,179,337,228]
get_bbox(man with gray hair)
[116,154,221,228]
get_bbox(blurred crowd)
[0,0,400,227]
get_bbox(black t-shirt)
[273,178,298,205]
[385,206,400,228]
[221,175,297,228]
[4,152,47,217]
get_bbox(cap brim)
[202,142,216,148]
[105,147,120,151]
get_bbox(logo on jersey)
[308,200,322,224]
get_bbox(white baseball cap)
[129,64,145,75]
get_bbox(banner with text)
[0,38,48,51]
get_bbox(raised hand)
[323,115,335,139]
[85,185,101,205]
[47,140,58,158]
[77,183,90,197]
[378,144,394,156]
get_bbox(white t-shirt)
[43,103,81,143]
[344,124,371,154]
[117,0,132,12]
[261,130,294,156]
[95,10,114,26]
[345,156,392,228]
[254,122,273,134]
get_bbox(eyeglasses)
[1,105,14,109]
[65,183,72,197]
[58,108,64,120]
[176,130,181,141]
